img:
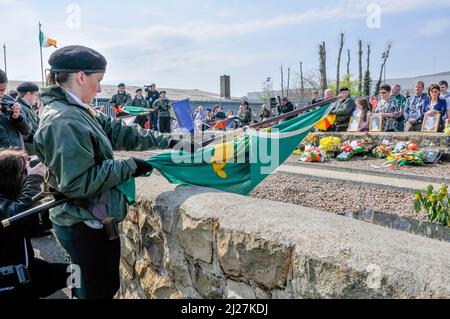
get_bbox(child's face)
[356,102,363,110]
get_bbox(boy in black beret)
[109,83,132,117]
[16,81,41,154]
[131,88,149,128]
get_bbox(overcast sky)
[1,0,450,96]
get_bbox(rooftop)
[7,81,241,102]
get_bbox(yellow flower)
[428,194,437,203]
[415,193,422,200]
[438,184,448,197]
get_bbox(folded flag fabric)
[122,106,148,115]
[39,31,57,48]
[142,103,334,196]
[315,114,336,130]
[213,118,233,130]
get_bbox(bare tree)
[300,61,305,97]
[346,48,351,77]
[287,67,291,99]
[358,40,363,93]
[336,33,344,93]
[319,42,328,95]
[280,65,285,98]
[374,44,392,95]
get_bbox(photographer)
[0,149,70,299]
[0,69,31,149]
[145,83,160,130]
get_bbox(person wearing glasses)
[404,81,429,132]
[423,84,447,132]
[373,84,401,132]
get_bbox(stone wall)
[117,175,450,299]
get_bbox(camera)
[1,95,15,115]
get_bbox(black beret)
[49,45,107,73]
[118,83,126,88]
[135,88,143,93]
[160,90,167,94]
[17,81,40,93]
[339,87,349,92]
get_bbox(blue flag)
[172,99,194,133]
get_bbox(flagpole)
[2,43,6,75]
[39,21,44,86]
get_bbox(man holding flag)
[109,83,132,117]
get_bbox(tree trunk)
[336,33,344,93]
[300,61,305,97]
[287,67,291,99]
[319,42,328,95]
[375,44,391,95]
[358,40,363,93]
[346,49,351,77]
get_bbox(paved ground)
[32,233,71,299]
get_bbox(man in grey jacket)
[404,81,429,132]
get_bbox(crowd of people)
[326,81,450,133]
[1,42,449,300]
[108,83,172,133]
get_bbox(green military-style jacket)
[131,96,149,109]
[153,98,172,118]
[17,97,39,154]
[34,86,172,227]
[331,97,356,127]
[109,92,132,107]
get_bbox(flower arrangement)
[299,146,327,162]
[372,144,394,158]
[414,184,449,226]
[319,136,341,152]
[385,150,425,169]
[336,140,368,161]
[444,119,450,135]
[301,133,319,147]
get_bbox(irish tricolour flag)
[39,31,57,48]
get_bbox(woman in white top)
[353,97,371,131]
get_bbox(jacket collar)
[39,85,91,114]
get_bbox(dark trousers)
[159,117,171,133]
[53,223,120,299]
[0,258,69,299]
[148,112,158,130]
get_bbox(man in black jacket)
[278,97,295,121]
[0,69,31,150]
[145,83,160,130]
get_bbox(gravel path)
[290,155,450,179]
[250,174,428,220]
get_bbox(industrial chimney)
[220,75,231,100]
